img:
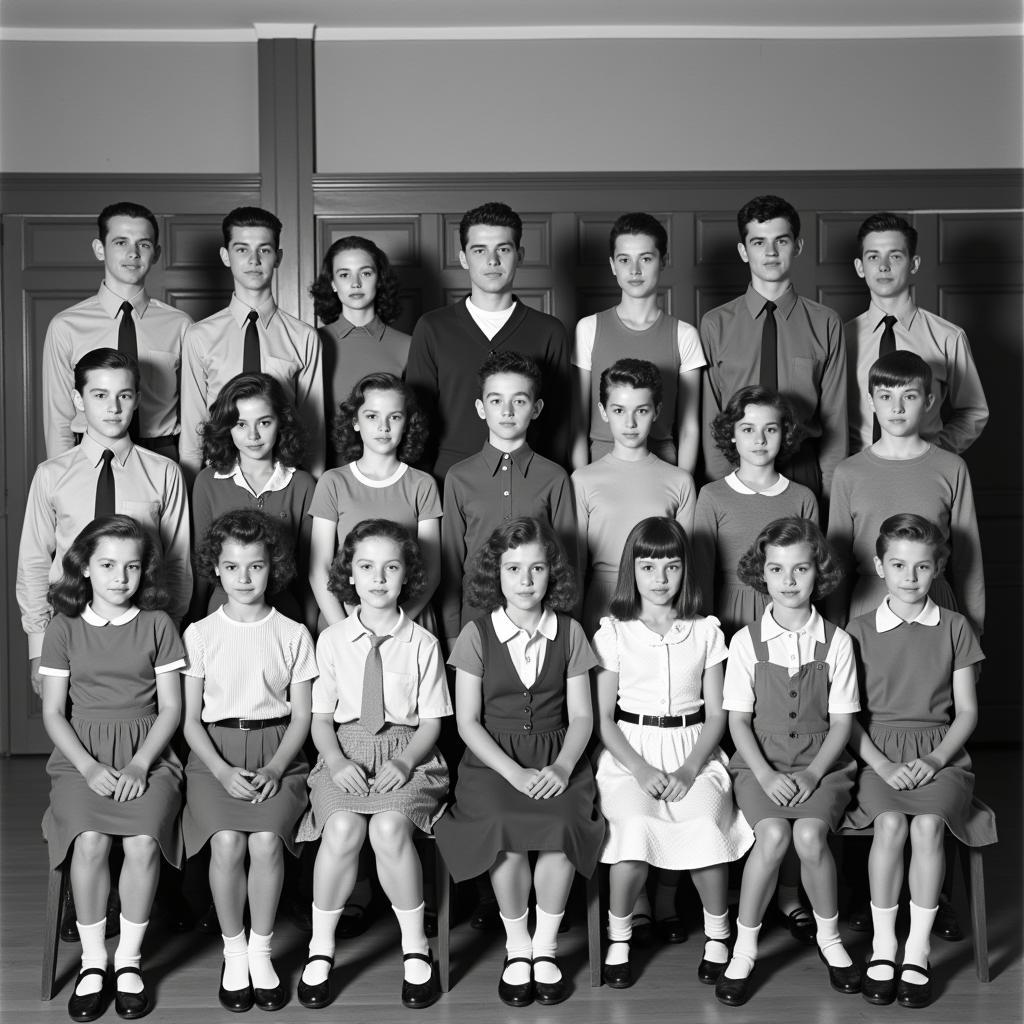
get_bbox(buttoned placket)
[500,452,513,520]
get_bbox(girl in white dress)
[593,517,753,988]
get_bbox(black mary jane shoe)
[601,959,634,989]
[861,959,897,1006]
[714,966,754,1007]
[817,946,862,994]
[895,963,932,1009]
[933,897,964,942]
[296,955,333,1010]
[532,956,568,1006]
[113,966,152,1020]
[655,915,687,944]
[470,895,501,932]
[253,979,287,1012]
[218,963,254,1014]
[630,912,654,947]
[846,902,872,933]
[68,967,109,1023]
[60,887,79,942]
[401,953,441,1009]
[336,902,370,940]
[497,957,534,1008]
[697,934,731,985]
[782,906,816,945]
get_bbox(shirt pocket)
[121,499,161,532]
[263,354,299,389]
[382,671,417,723]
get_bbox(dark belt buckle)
[238,719,252,732]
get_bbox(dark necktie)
[759,300,778,391]
[358,634,392,735]
[242,310,261,373]
[95,449,116,518]
[118,301,140,441]
[872,315,899,442]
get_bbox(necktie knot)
[100,449,114,466]
[119,301,134,319]
[368,633,391,650]
[882,315,897,329]
[763,300,777,316]
[246,310,259,325]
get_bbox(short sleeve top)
[39,607,185,715]
[593,614,728,717]
[184,606,317,721]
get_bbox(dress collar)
[331,315,386,341]
[492,606,557,643]
[759,603,825,642]
[82,604,140,626]
[725,471,790,497]
[213,460,295,496]
[875,596,940,632]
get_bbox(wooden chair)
[41,862,69,1000]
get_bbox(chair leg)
[42,863,67,1000]
[433,842,451,992]
[963,846,989,982]
[586,871,602,987]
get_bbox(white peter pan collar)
[83,604,140,626]
[492,606,557,644]
[875,596,941,632]
[760,603,825,642]
[725,471,790,497]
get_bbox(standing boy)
[42,202,192,461]
[700,195,847,497]
[180,207,324,482]
[18,349,192,694]
[406,202,571,480]
[441,352,576,646]
[846,212,988,454]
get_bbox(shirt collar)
[82,604,140,626]
[341,608,414,644]
[482,442,534,476]
[492,606,557,644]
[331,315,386,341]
[78,431,134,467]
[213,461,295,496]
[634,617,695,644]
[869,297,918,330]
[98,281,149,318]
[744,283,797,320]
[760,603,825,642]
[875,596,941,632]
[229,292,277,328]
[725,471,790,497]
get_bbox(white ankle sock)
[393,902,432,984]
[814,911,852,967]
[903,902,937,985]
[532,907,564,984]
[113,916,148,993]
[867,902,899,981]
[247,929,279,990]
[76,919,108,996]
[221,929,250,991]
[500,910,532,986]
[723,920,760,980]
[303,905,342,985]
[703,909,731,963]
[605,911,632,966]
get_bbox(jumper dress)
[728,621,855,827]
[434,614,605,881]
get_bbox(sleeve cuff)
[828,702,861,715]
[154,658,187,675]
[721,700,754,713]
[38,666,70,678]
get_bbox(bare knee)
[121,834,159,866]
[368,812,414,856]
[754,819,792,862]
[74,831,112,863]
[321,813,367,859]
[247,831,282,864]
[209,830,247,868]
[792,819,828,860]
[910,815,945,850]
[873,812,909,847]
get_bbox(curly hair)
[308,235,401,325]
[331,372,429,465]
[326,518,427,607]
[199,372,307,472]
[464,517,577,613]
[609,212,668,260]
[737,194,800,241]
[598,357,663,408]
[48,515,169,616]
[875,512,950,564]
[737,516,843,600]
[194,509,295,594]
[710,384,804,467]
[609,517,701,620]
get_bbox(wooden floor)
[1,749,1021,1024]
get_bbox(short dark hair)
[737,195,801,241]
[464,517,577,614]
[327,518,427,607]
[74,347,140,392]
[195,509,295,594]
[868,351,933,395]
[200,373,307,473]
[609,212,668,260]
[459,202,522,249]
[332,372,428,466]
[598,357,663,408]
[857,212,918,258]
[477,350,542,399]
[222,206,282,249]
[97,202,159,245]
[737,517,842,601]
[609,517,701,621]
[309,235,401,325]
[875,512,949,563]
[710,384,804,467]
[48,515,168,616]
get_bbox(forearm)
[553,715,593,775]
[926,708,978,769]
[43,711,98,775]
[183,716,232,779]
[128,705,180,773]
[597,714,652,776]
[679,711,726,779]
[459,718,522,782]
[805,714,852,781]
[393,719,442,771]
[264,710,311,776]
[730,714,775,783]
[311,563,346,624]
